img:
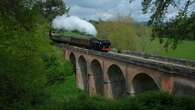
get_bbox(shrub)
[62,92,195,110]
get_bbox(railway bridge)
[57,44,195,99]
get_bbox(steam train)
[50,32,112,52]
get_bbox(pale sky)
[64,0,195,21]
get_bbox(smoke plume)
[52,14,97,36]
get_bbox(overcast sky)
[64,0,194,22]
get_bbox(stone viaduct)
[57,44,195,99]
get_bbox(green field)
[160,41,195,60]
[134,36,195,60]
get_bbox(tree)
[153,12,195,49]
[0,0,39,31]
[40,0,68,21]
[0,0,72,110]
[95,18,140,51]
[130,0,195,49]
[130,0,195,24]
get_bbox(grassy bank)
[135,36,195,60]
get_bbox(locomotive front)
[90,38,112,52]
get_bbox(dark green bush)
[62,92,195,110]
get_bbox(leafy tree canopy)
[39,0,68,21]
[153,12,195,49]
[130,0,195,24]
[0,0,72,110]
[130,0,195,49]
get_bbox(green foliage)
[96,20,136,51]
[62,91,195,110]
[130,0,195,48]
[0,0,72,110]
[153,13,195,49]
[40,75,84,110]
[129,0,195,24]
[0,0,40,31]
[95,19,195,60]
[40,0,68,21]
[63,94,118,110]
[132,92,195,110]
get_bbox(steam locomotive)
[50,32,112,52]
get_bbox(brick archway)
[91,59,104,96]
[132,73,159,94]
[78,56,88,92]
[107,64,126,98]
[69,52,76,73]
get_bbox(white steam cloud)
[52,14,97,36]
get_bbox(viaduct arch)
[78,56,88,92]
[132,73,159,94]
[107,64,126,98]
[91,59,104,96]
[69,53,76,73]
